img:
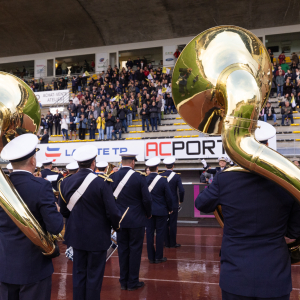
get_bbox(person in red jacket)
[174,49,181,59]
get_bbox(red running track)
[51,227,300,299]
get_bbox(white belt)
[67,173,97,211]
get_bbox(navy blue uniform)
[0,171,63,299]
[145,173,173,261]
[41,168,64,191]
[160,170,185,247]
[205,165,228,175]
[59,168,121,300]
[195,171,300,299]
[110,167,152,289]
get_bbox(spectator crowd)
[39,59,176,142]
[259,50,300,126]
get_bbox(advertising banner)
[34,59,47,78]
[163,45,177,67]
[95,53,109,72]
[145,137,228,160]
[36,140,145,163]
[35,90,69,106]
[37,136,276,163]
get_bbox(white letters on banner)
[35,90,69,106]
[36,137,276,163]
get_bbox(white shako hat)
[1,134,39,162]
[146,157,161,167]
[6,163,13,170]
[255,120,276,144]
[36,162,42,168]
[43,159,53,166]
[163,156,176,165]
[96,161,108,168]
[218,157,228,162]
[73,145,97,162]
[119,153,138,161]
[66,161,79,170]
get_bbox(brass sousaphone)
[0,72,60,256]
[172,26,300,262]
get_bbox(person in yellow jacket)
[96,113,106,140]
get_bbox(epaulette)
[158,171,164,175]
[98,174,113,182]
[135,170,147,176]
[162,176,168,178]
[176,172,181,175]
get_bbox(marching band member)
[195,122,300,300]
[58,161,79,261]
[41,159,63,191]
[110,153,152,291]
[96,161,108,174]
[0,134,63,300]
[201,156,229,176]
[145,157,173,264]
[66,161,79,175]
[58,145,121,300]
[160,156,185,248]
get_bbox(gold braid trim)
[58,174,72,203]
[98,174,113,182]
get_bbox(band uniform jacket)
[110,167,152,228]
[159,170,185,209]
[205,166,228,176]
[0,171,64,285]
[146,173,173,216]
[41,168,64,192]
[195,171,300,298]
[59,168,121,251]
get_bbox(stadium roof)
[1,0,299,58]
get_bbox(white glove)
[201,159,207,168]
[229,160,234,166]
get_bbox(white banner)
[145,137,227,160]
[145,136,276,159]
[163,45,177,67]
[96,53,109,72]
[36,140,145,164]
[35,90,69,106]
[36,137,276,164]
[35,59,47,78]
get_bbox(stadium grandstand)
[1,1,300,299]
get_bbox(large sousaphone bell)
[0,72,59,256]
[172,26,300,262]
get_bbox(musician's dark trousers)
[117,227,144,289]
[55,123,61,135]
[0,275,51,300]
[73,248,106,300]
[222,290,290,300]
[146,215,168,261]
[165,209,178,247]
[48,124,53,136]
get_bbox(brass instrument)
[105,163,116,175]
[0,72,59,256]
[172,26,300,261]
